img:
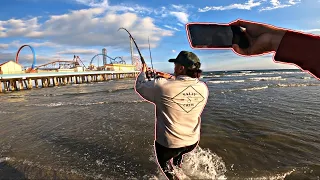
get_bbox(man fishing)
[134,51,209,180]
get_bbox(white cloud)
[152,4,192,25]
[177,23,184,27]
[0,17,40,38]
[9,40,60,48]
[169,12,189,24]
[172,50,176,53]
[298,29,320,35]
[171,4,185,11]
[259,0,301,11]
[0,40,60,50]
[198,0,301,12]
[0,52,61,66]
[164,25,180,31]
[0,44,9,49]
[198,0,262,12]
[74,0,153,14]
[166,4,193,24]
[74,0,109,7]
[57,49,100,55]
[0,8,173,50]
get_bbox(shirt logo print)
[171,86,205,113]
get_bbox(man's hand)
[230,19,287,56]
[141,63,147,72]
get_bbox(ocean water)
[0,69,319,180]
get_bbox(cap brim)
[168,59,177,63]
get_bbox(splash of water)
[179,146,227,180]
[147,146,227,180]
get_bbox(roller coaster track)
[35,60,78,69]
[16,44,36,69]
[90,54,126,65]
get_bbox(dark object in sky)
[187,23,249,49]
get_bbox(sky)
[0,0,319,72]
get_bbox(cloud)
[171,4,186,11]
[0,44,9,49]
[164,25,180,31]
[169,12,189,24]
[0,41,60,51]
[74,0,153,14]
[177,23,184,27]
[0,52,60,66]
[57,49,100,55]
[298,29,320,35]
[0,17,40,38]
[172,50,176,53]
[259,0,301,11]
[9,41,60,48]
[0,8,173,50]
[166,4,193,24]
[198,0,301,12]
[198,0,262,12]
[74,0,109,7]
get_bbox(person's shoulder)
[197,80,208,87]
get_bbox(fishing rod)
[118,27,156,79]
[118,27,145,65]
[148,36,156,78]
[148,36,154,70]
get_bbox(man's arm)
[274,31,320,79]
[155,71,175,80]
[134,65,157,103]
[229,19,320,80]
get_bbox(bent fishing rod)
[118,27,145,64]
[118,27,155,79]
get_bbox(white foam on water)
[248,76,284,81]
[276,83,320,88]
[0,157,11,163]
[147,146,227,180]
[26,102,66,107]
[0,111,15,114]
[179,146,227,180]
[25,100,146,107]
[241,86,269,91]
[244,169,295,180]
[208,80,245,84]
[202,75,222,78]
[245,73,276,76]
[224,73,246,77]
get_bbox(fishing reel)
[146,67,156,80]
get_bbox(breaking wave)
[248,76,284,81]
[25,100,146,107]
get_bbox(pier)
[0,71,139,93]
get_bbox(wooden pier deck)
[0,71,139,93]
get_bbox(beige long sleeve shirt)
[135,71,209,148]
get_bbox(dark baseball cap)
[168,51,200,68]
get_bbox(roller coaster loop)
[15,45,36,69]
